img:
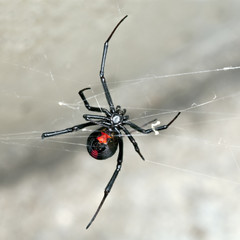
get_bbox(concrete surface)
[1,1,240,239]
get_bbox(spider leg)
[41,122,96,139]
[82,115,111,129]
[79,88,111,116]
[99,15,128,113]
[125,112,181,134]
[129,118,158,134]
[83,114,109,122]
[86,137,123,229]
[155,112,181,131]
[120,126,145,160]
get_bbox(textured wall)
[1,1,240,239]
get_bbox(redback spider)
[42,15,181,229]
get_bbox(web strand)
[1,63,240,184]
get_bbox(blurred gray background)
[1,1,240,239]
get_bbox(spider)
[41,15,181,229]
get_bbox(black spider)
[41,15,181,229]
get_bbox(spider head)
[116,105,126,115]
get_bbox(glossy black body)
[86,128,118,160]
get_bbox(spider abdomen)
[86,128,118,160]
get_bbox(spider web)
[1,64,240,184]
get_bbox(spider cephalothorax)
[42,15,181,229]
